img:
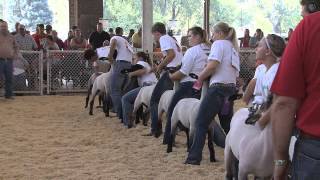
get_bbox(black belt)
[116,60,131,63]
[164,67,179,73]
[210,83,236,88]
[300,132,320,141]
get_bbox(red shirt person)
[271,8,320,180]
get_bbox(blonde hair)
[213,22,239,52]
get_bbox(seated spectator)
[249,28,264,48]
[52,30,64,50]
[45,24,52,35]
[132,27,142,48]
[70,29,87,50]
[44,35,59,50]
[285,28,293,43]
[64,30,74,50]
[239,29,251,48]
[127,29,135,43]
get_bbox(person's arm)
[197,60,220,82]
[169,71,185,81]
[156,49,175,73]
[107,38,117,64]
[243,78,256,105]
[272,95,300,180]
[129,68,147,78]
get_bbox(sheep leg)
[89,90,100,115]
[167,120,179,153]
[97,95,103,108]
[85,85,93,108]
[208,130,216,162]
[104,93,110,117]
[135,106,143,125]
[225,142,238,180]
[186,128,190,152]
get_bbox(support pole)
[142,0,153,55]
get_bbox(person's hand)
[273,164,289,180]
[156,65,163,74]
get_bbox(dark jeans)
[150,72,173,134]
[186,85,236,164]
[292,136,320,180]
[0,58,13,98]
[110,60,131,114]
[121,87,142,127]
[163,81,200,144]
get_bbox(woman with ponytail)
[185,22,240,165]
[162,26,211,144]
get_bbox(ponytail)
[213,22,239,52]
[202,29,212,47]
[226,27,239,52]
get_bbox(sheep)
[88,72,112,117]
[132,84,156,126]
[85,72,103,108]
[167,81,220,162]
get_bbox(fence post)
[40,51,44,96]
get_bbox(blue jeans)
[150,72,173,134]
[292,136,320,180]
[0,59,13,98]
[110,60,131,114]
[163,81,200,144]
[186,85,236,164]
[121,87,142,126]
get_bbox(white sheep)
[224,107,298,179]
[157,81,179,123]
[85,72,103,108]
[132,84,156,125]
[167,81,219,162]
[88,72,112,117]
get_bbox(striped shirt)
[14,33,38,51]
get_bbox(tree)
[5,0,53,31]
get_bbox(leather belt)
[300,132,320,141]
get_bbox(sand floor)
[0,95,245,180]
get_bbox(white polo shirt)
[136,61,158,86]
[253,64,267,104]
[179,43,210,83]
[208,40,240,86]
[110,36,133,62]
[160,35,183,67]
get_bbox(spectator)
[64,30,74,50]
[45,24,52,35]
[70,29,87,50]
[108,28,115,38]
[14,24,38,51]
[185,22,240,165]
[11,22,20,35]
[271,1,320,179]
[108,26,133,116]
[0,20,19,99]
[127,29,135,43]
[14,24,38,89]
[52,30,64,50]
[89,22,110,50]
[249,28,264,48]
[285,28,293,43]
[32,24,47,50]
[132,27,142,48]
[44,35,59,50]
[300,0,320,16]
[239,29,251,48]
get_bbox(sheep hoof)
[210,158,217,162]
[167,148,172,153]
[96,105,103,108]
[89,112,93,115]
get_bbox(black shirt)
[89,31,110,50]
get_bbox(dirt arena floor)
[0,95,245,179]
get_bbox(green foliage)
[104,0,302,35]
[4,0,53,31]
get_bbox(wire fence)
[2,48,256,96]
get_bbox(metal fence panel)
[12,51,43,95]
[47,50,94,94]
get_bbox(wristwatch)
[274,160,288,166]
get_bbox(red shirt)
[271,12,320,137]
